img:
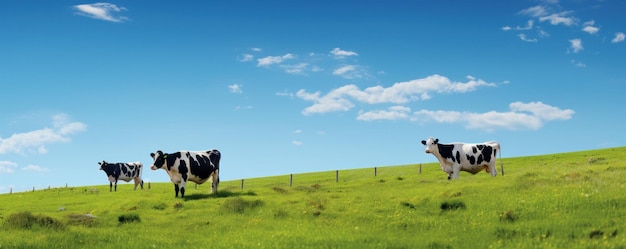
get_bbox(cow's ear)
[150,153,155,158]
[434,139,439,144]
[421,140,426,145]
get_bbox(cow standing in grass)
[421,137,501,180]
[149,150,221,198]
[98,161,144,191]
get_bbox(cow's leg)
[451,165,461,179]
[179,182,187,198]
[140,180,144,189]
[114,180,118,191]
[174,184,180,197]
[109,182,113,192]
[447,173,451,180]
[211,170,219,194]
[489,164,497,177]
[133,177,139,190]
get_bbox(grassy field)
[1,147,625,248]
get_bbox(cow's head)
[421,137,439,154]
[149,150,168,170]
[98,160,108,170]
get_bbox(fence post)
[419,164,422,174]
[290,174,293,187]
[501,163,505,176]
[148,182,151,189]
[374,167,377,176]
[32,186,35,192]
[335,170,339,182]
[10,187,12,194]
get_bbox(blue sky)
[1,0,625,193]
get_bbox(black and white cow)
[149,150,221,198]
[421,137,501,180]
[98,161,144,191]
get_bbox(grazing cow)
[98,161,144,191]
[421,137,501,180]
[149,150,221,198]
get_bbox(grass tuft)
[440,200,465,211]
[67,214,98,227]
[222,197,264,213]
[499,210,517,222]
[5,211,66,230]
[118,213,141,224]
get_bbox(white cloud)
[228,84,243,93]
[612,32,625,43]
[582,20,599,34]
[0,114,86,155]
[297,74,496,115]
[519,6,548,17]
[569,38,583,53]
[539,11,577,26]
[73,3,128,23]
[333,65,355,76]
[413,101,574,131]
[0,161,18,174]
[357,106,411,121]
[251,47,262,52]
[517,34,538,43]
[293,129,302,134]
[257,53,295,67]
[330,48,358,59]
[280,63,309,75]
[240,54,254,62]
[292,141,303,146]
[22,165,49,173]
[502,26,512,31]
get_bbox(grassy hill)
[1,147,625,248]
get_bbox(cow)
[149,149,221,198]
[98,161,144,191]
[421,137,501,180]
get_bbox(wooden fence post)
[290,174,293,187]
[419,164,422,174]
[10,187,12,194]
[335,170,339,182]
[501,163,505,176]
[374,167,377,176]
[241,179,244,190]
[148,182,151,189]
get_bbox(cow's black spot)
[467,155,476,165]
[178,160,188,182]
[472,146,477,154]
[438,144,455,160]
[477,154,484,164]
[455,151,461,164]
[476,145,484,150]
[482,146,494,162]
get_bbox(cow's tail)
[497,143,503,176]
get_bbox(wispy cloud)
[412,101,574,131]
[73,3,128,23]
[330,48,358,59]
[257,53,295,67]
[612,32,625,43]
[569,38,583,53]
[0,114,86,155]
[0,161,17,174]
[22,165,50,173]
[228,84,243,93]
[517,34,538,43]
[582,20,599,34]
[297,74,496,115]
[539,11,577,26]
[357,106,411,121]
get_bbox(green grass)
[1,147,625,248]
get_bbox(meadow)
[0,147,625,249]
